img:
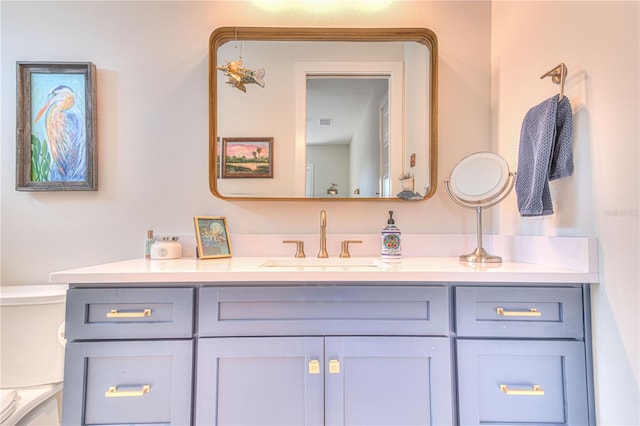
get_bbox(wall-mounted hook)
[540,63,567,101]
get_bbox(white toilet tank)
[0,284,67,389]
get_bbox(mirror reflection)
[306,76,389,198]
[209,27,438,200]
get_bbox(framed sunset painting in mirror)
[221,137,273,178]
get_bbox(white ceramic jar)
[150,236,182,260]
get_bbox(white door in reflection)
[380,93,390,197]
[305,163,315,197]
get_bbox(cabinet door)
[196,337,324,426]
[325,336,453,426]
[457,340,589,426]
[62,340,193,426]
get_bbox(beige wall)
[492,2,639,424]
[0,0,491,282]
[1,1,637,424]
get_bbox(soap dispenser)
[381,210,401,260]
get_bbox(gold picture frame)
[194,216,232,259]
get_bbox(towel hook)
[540,63,567,102]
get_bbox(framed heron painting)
[16,62,97,191]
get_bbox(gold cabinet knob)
[308,359,320,374]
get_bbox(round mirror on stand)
[444,152,516,263]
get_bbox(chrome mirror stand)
[444,152,516,264]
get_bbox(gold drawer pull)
[308,359,320,374]
[496,307,541,317]
[106,308,152,318]
[105,385,150,398]
[329,359,340,374]
[499,384,545,396]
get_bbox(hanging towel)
[515,95,573,216]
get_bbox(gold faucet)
[340,240,362,258]
[318,210,329,258]
[283,240,305,258]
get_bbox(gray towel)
[516,95,573,216]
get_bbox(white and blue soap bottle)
[381,210,401,260]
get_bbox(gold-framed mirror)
[209,27,438,201]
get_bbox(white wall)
[307,144,349,197]
[1,0,492,284]
[491,2,639,424]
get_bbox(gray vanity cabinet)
[196,337,324,425]
[457,340,588,425]
[61,287,195,426]
[323,336,452,426]
[455,286,591,426]
[60,282,594,426]
[196,286,453,426]
[197,336,452,426]
[63,340,193,425]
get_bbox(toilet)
[0,285,67,426]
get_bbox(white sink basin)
[259,258,389,270]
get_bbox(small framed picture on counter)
[194,216,232,259]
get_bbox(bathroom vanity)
[51,238,598,426]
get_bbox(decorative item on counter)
[150,236,182,260]
[327,183,338,195]
[145,229,154,259]
[444,151,516,263]
[381,210,401,260]
[194,216,232,259]
[399,172,414,191]
[397,172,422,200]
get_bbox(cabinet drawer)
[62,340,193,426]
[199,286,449,336]
[66,288,194,340]
[456,286,583,338]
[457,339,589,426]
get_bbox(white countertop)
[49,255,599,285]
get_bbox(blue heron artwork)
[30,73,87,182]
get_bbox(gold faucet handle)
[340,240,362,258]
[283,240,306,258]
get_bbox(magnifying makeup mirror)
[444,152,516,263]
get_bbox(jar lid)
[154,236,179,241]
